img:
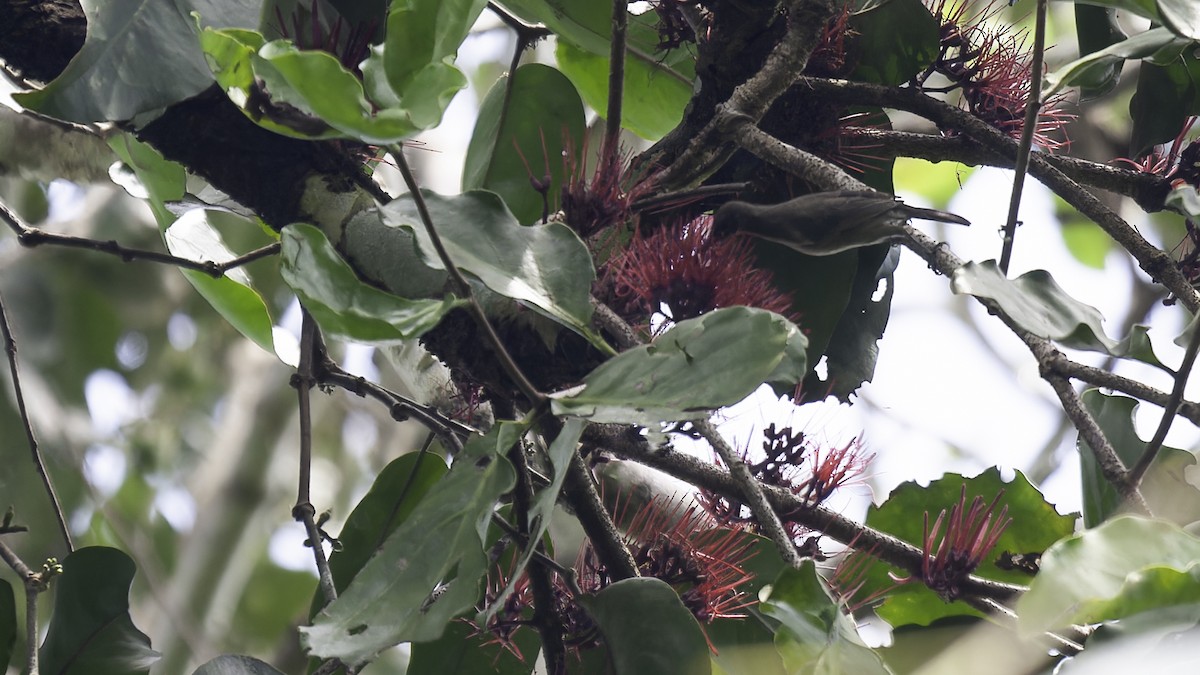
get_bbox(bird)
[711,190,970,256]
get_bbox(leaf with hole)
[551,307,807,425]
[300,424,519,665]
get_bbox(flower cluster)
[603,216,795,329]
[478,496,756,659]
[920,0,1073,151]
[910,486,1010,602]
[698,424,872,544]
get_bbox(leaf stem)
[390,147,546,406]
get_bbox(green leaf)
[381,190,604,347]
[39,547,161,675]
[555,41,689,141]
[1018,515,1200,633]
[1073,5,1128,100]
[759,563,891,675]
[479,418,586,623]
[310,451,450,619]
[951,261,1167,368]
[1078,390,1200,527]
[14,1,258,122]
[193,655,287,674]
[280,224,464,344]
[109,134,278,354]
[463,64,586,225]
[1058,603,1200,673]
[0,579,13,674]
[578,577,710,675]
[1130,46,1200,156]
[848,469,1076,628]
[1044,27,1183,98]
[1159,0,1200,39]
[167,210,278,353]
[408,618,537,675]
[805,246,898,402]
[847,0,940,86]
[550,307,807,425]
[201,29,421,143]
[300,424,519,665]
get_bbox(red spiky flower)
[894,486,1011,602]
[478,495,757,660]
[604,215,796,329]
[698,424,873,542]
[920,0,1073,152]
[560,140,658,239]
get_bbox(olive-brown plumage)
[712,190,969,256]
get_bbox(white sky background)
[18,9,1200,570]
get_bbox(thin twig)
[501,411,567,674]
[292,311,338,605]
[696,419,805,569]
[1,198,281,278]
[1127,322,1200,486]
[795,76,1200,313]
[841,129,1169,207]
[603,0,629,161]
[0,290,72,552]
[998,0,1047,274]
[316,359,473,454]
[390,147,546,405]
[0,538,46,675]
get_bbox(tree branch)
[0,289,71,552]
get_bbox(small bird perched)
[711,190,970,256]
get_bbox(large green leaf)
[381,190,603,346]
[951,261,1167,368]
[1018,516,1200,633]
[1073,5,1129,99]
[192,655,287,674]
[14,1,259,122]
[309,451,450,619]
[1130,46,1200,157]
[280,224,464,344]
[847,469,1076,628]
[759,563,891,675]
[479,418,586,623]
[847,0,940,86]
[39,547,160,675]
[0,579,13,674]
[551,307,807,425]
[555,41,689,141]
[462,64,586,225]
[1078,390,1200,527]
[1044,27,1183,98]
[109,134,278,354]
[578,577,710,675]
[300,424,519,665]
